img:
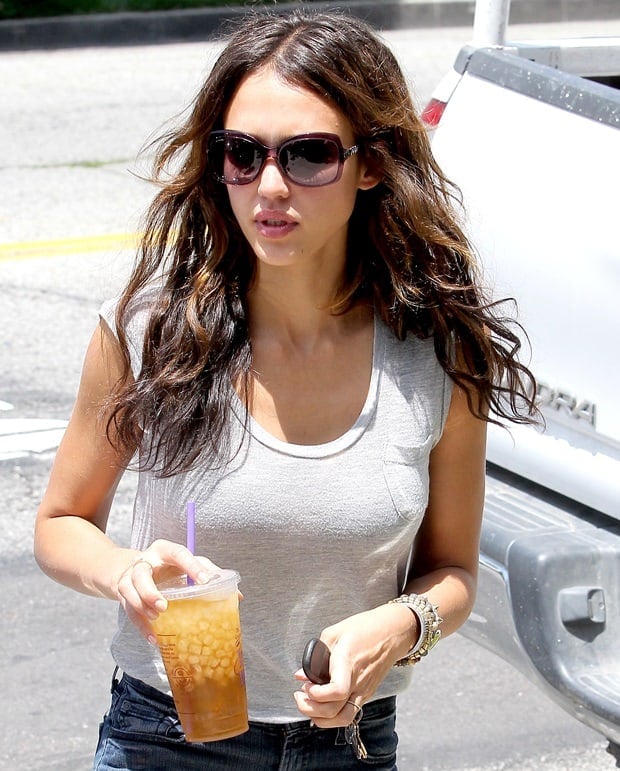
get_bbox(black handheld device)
[301,638,331,684]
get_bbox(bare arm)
[34,320,215,639]
[294,382,487,724]
[403,378,487,634]
[34,320,137,596]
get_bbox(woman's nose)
[257,156,290,198]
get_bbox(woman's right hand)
[115,539,221,643]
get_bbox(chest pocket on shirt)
[383,436,433,521]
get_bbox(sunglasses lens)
[209,134,263,184]
[282,138,341,186]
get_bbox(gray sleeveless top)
[100,294,452,723]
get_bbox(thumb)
[306,643,353,702]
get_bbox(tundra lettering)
[536,381,597,426]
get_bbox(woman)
[35,10,537,770]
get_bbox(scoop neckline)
[229,316,385,458]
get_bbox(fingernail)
[154,599,167,612]
[197,571,210,585]
[147,634,158,646]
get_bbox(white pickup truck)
[424,0,620,757]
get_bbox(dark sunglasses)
[207,130,360,187]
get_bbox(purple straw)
[186,501,196,586]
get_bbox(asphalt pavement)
[1,0,619,51]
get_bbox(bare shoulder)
[77,317,128,410]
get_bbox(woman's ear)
[357,164,382,191]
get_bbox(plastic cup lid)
[157,568,240,601]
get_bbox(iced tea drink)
[151,570,248,742]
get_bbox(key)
[344,709,368,760]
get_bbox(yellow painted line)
[0,232,139,261]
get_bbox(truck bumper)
[463,465,620,742]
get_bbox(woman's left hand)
[293,602,416,727]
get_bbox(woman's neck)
[247,262,349,347]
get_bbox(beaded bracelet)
[388,593,443,666]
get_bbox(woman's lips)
[255,211,297,238]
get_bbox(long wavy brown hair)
[107,9,537,476]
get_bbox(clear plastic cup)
[151,569,248,742]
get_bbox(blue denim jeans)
[94,671,398,770]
